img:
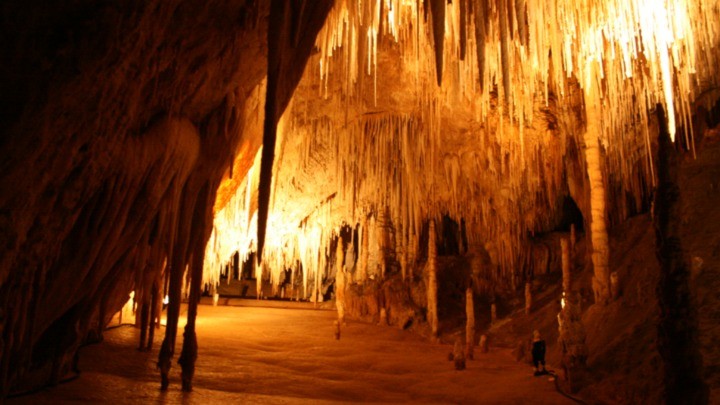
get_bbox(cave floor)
[12,303,570,404]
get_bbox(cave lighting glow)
[203,0,719,297]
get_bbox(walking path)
[11,304,570,404]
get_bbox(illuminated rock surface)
[1,0,720,402]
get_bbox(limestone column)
[427,220,439,338]
[583,78,611,305]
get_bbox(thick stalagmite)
[427,220,439,338]
[561,237,570,294]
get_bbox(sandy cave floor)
[9,302,571,404]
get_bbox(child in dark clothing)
[532,330,547,376]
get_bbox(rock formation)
[1,0,719,400]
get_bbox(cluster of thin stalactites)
[203,0,719,298]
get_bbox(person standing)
[532,330,547,376]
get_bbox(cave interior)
[2,0,720,403]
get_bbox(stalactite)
[459,0,468,60]
[498,0,511,106]
[429,0,445,86]
[427,220,439,338]
[257,0,335,263]
[202,0,720,322]
[474,0,487,91]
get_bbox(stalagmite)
[138,299,150,351]
[490,303,497,325]
[256,262,263,299]
[524,282,532,315]
[465,287,475,360]
[359,219,369,282]
[561,237,570,295]
[427,220,439,338]
[584,78,612,306]
[335,237,346,327]
[479,335,489,354]
[453,338,466,370]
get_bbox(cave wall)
[0,0,276,394]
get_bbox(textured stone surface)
[0,0,273,394]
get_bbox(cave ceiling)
[206,0,720,293]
